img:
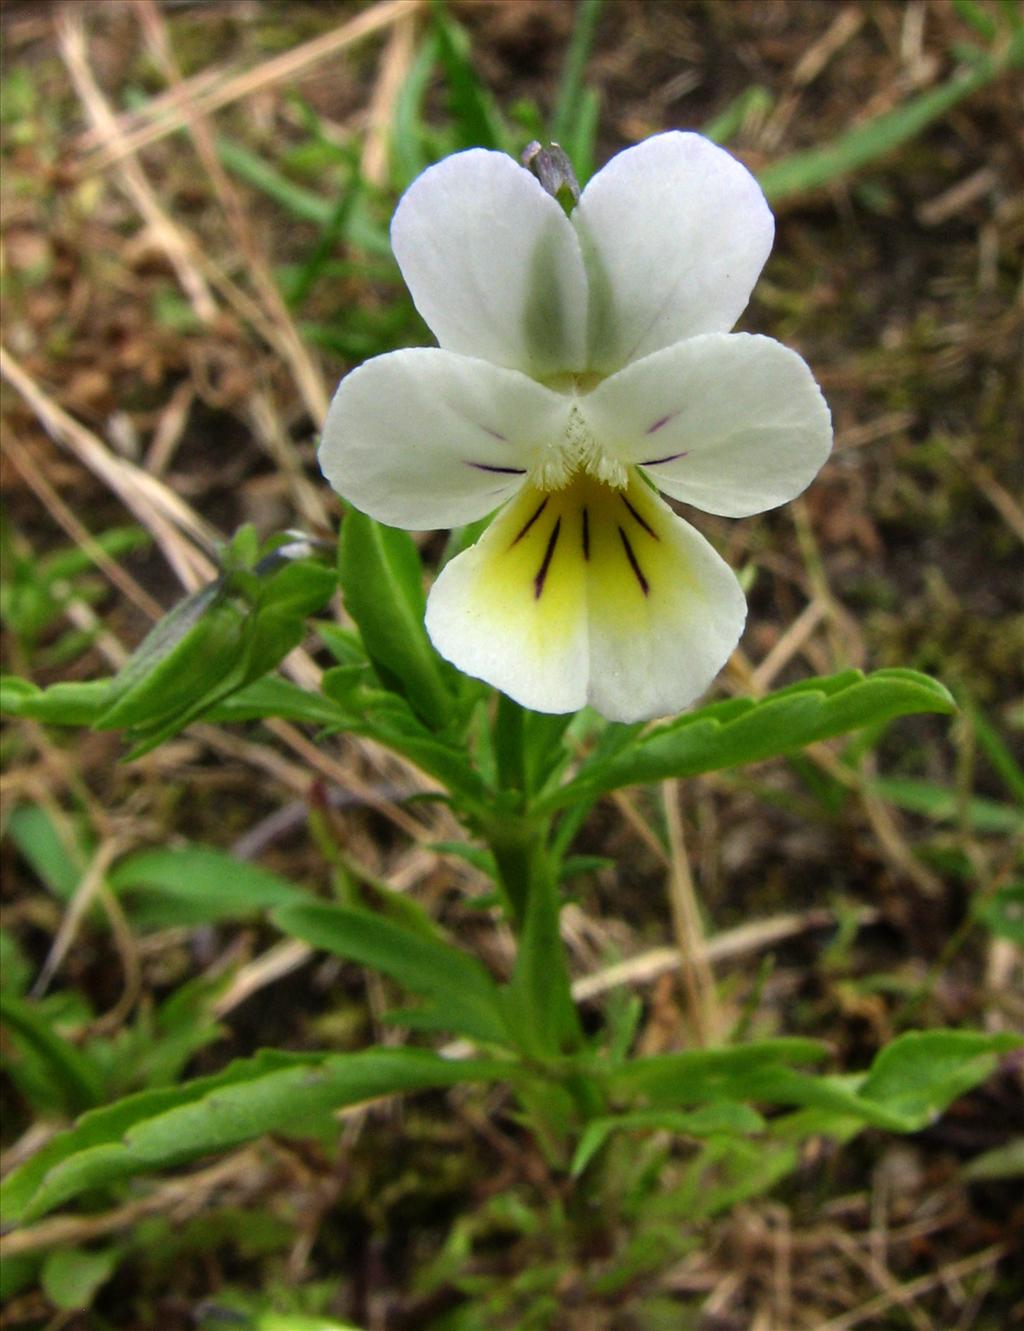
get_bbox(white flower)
[319,132,832,722]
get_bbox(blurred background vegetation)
[1,2,1021,1328]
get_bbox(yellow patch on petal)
[462,482,586,666]
[466,470,692,643]
[426,464,743,718]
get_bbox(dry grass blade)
[942,438,1024,545]
[751,598,829,693]
[213,939,313,1019]
[30,838,124,999]
[1,346,216,592]
[361,8,419,188]
[246,390,333,531]
[2,433,165,622]
[132,0,329,426]
[571,907,879,1003]
[74,0,424,174]
[810,1244,1009,1331]
[56,9,217,326]
[792,7,866,88]
[662,779,719,1045]
[1,365,437,839]
[56,7,331,441]
[828,1226,937,1331]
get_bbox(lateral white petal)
[581,333,833,518]
[391,149,588,378]
[318,349,572,530]
[573,132,774,374]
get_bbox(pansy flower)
[319,132,832,722]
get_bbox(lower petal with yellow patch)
[425,471,747,721]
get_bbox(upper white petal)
[391,149,588,378]
[579,333,833,518]
[318,348,572,530]
[573,132,774,374]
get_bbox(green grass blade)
[217,136,332,224]
[759,33,1023,200]
[392,32,440,188]
[286,165,360,309]
[968,702,1024,805]
[431,2,507,152]
[552,0,603,171]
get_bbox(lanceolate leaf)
[1,1048,503,1226]
[607,1031,1019,1135]
[538,670,955,812]
[605,1039,828,1106]
[0,994,105,1117]
[272,902,510,1045]
[338,508,456,729]
[1,677,114,727]
[855,1030,1022,1124]
[571,1103,765,1177]
[108,845,311,928]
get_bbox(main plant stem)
[489,816,581,1057]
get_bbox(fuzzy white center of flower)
[528,403,629,492]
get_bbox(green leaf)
[392,32,440,188]
[83,541,336,755]
[972,883,1024,944]
[286,165,360,309]
[0,993,105,1116]
[952,0,999,39]
[539,670,955,813]
[319,674,487,810]
[41,1245,119,1311]
[5,804,91,899]
[571,1103,765,1177]
[551,0,603,182]
[338,507,455,729]
[1,676,114,726]
[2,1051,298,1224]
[759,34,1023,200]
[702,86,773,145]
[856,1031,1021,1125]
[1,1048,503,1224]
[650,1135,799,1223]
[204,675,353,728]
[968,700,1024,804]
[431,3,508,152]
[606,1040,828,1107]
[272,902,510,1045]
[962,1138,1024,1182]
[735,1031,1017,1136]
[0,930,32,997]
[96,594,244,732]
[218,135,334,224]
[870,776,1024,834]
[503,843,581,1057]
[109,845,311,928]
[0,1252,38,1303]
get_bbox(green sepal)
[337,506,456,731]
